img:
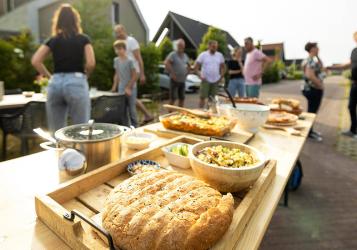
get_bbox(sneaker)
[353,134,357,140]
[341,131,356,137]
[313,130,322,136]
[308,132,323,142]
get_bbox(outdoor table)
[0,91,117,110]
[0,113,315,250]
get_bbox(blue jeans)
[227,78,245,97]
[46,73,90,132]
[119,87,138,127]
[246,84,261,98]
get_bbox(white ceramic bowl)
[162,143,191,169]
[218,103,270,133]
[189,141,266,192]
[124,132,156,150]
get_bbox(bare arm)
[193,61,201,75]
[305,67,323,89]
[164,58,177,80]
[111,72,119,92]
[124,68,138,96]
[133,49,145,84]
[31,45,51,78]
[84,44,95,76]
[127,68,138,89]
[220,63,226,80]
[262,56,272,71]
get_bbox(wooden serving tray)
[35,136,276,250]
[144,122,254,143]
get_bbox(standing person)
[193,40,225,108]
[165,39,190,107]
[302,42,325,142]
[327,32,357,139]
[227,47,245,97]
[31,4,95,132]
[111,40,138,127]
[243,37,271,97]
[114,25,154,125]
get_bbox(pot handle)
[40,141,64,151]
[88,119,94,138]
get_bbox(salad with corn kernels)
[196,145,257,168]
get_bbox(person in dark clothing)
[302,42,326,142]
[31,4,95,132]
[227,47,245,97]
[328,32,357,139]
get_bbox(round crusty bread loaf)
[102,170,234,250]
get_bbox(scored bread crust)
[102,171,234,250]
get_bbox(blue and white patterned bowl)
[127,160,160,176]
[218,103,270,133]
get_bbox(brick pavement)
[258,77,357,250]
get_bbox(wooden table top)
[0,113,315,250]
[0,91,118,109]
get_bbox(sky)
[136,0,357,65]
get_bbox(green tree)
[74,0,114,90]
[139,43,161,96]
[158,36,173,61]
[198,26,228,56]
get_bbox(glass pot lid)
[55,123,125,143]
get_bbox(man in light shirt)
[114,25,154,124]
[243,37,272,97]
[194,40,225,108]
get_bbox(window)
[112,2,120,25]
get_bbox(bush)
[198,26,228,56]
[74,0,114,90]
[159,36,173,61]
[138,43,161,96]
[286,63,304,80]
[342,69,351,79]
[262,60,285,84]
[0,30,38,91]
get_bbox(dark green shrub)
[0,30,38,91]
[74,0,114,90]
[263,60,285,83]
[139,43,161,96]
[159,36,173,61]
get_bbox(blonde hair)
[231,47,241,57]
[51,4,82,37]
[113,40,127,50]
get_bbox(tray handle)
[63,210,115,250]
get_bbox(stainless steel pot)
[54,122,130,172]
